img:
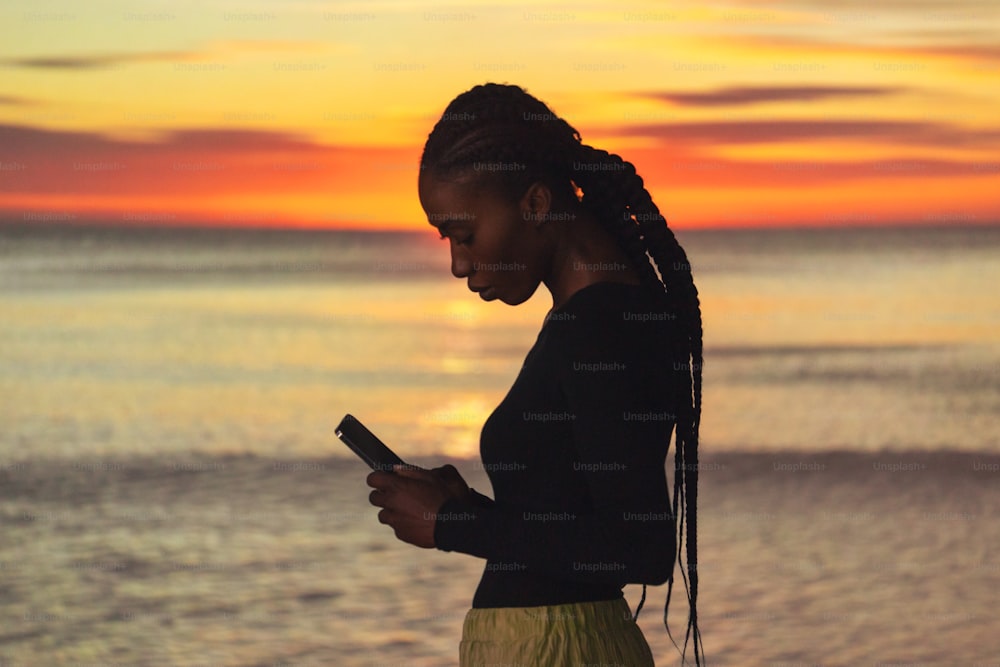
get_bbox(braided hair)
[420,83,705,666]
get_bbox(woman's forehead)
[419,172,493,208]
[419,176,482,224]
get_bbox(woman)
[367,83,705,666]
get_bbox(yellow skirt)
[459,597,655,667]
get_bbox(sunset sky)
[1,0,998,230]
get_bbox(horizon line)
[2,218,999,235]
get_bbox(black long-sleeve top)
[433,280,683,608]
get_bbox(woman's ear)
[520,181,553,227]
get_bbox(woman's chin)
[499,290,535,306]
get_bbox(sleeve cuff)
[433,496,491,556]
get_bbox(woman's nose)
[450,246,473,279]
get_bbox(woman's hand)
[366,464,471,548]
[429,463,473,503]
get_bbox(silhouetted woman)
[367,83,704,666]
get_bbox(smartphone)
[335,413,406,472]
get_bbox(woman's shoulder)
[543,280,679,352]
[540,281,682,393]
[546,280,674,325]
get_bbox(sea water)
[1,223,998,665]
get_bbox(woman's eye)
[439,233,473,246]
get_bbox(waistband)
[461,597,637,643]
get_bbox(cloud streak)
[607,119,1000,148]
[0,94,38,106]
[0,40,328,70]
[0,95,39,107]
[0,50,205,70]
[720,33,1000,64]
[640,85,903,107]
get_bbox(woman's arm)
[433,464,675,587]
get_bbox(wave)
[3,448,998,502]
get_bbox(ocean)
[1,223,999,665]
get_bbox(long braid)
[421,83,705,666]
[570,145,705,665]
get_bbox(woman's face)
[418,173,553,306]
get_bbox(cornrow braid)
[420,83,705,666]
[420,84,580,205]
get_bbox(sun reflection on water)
[418,397,494,459]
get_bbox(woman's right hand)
[429,464,472,503]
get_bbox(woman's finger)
[393,465,437,481]
[367,469,395,488]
